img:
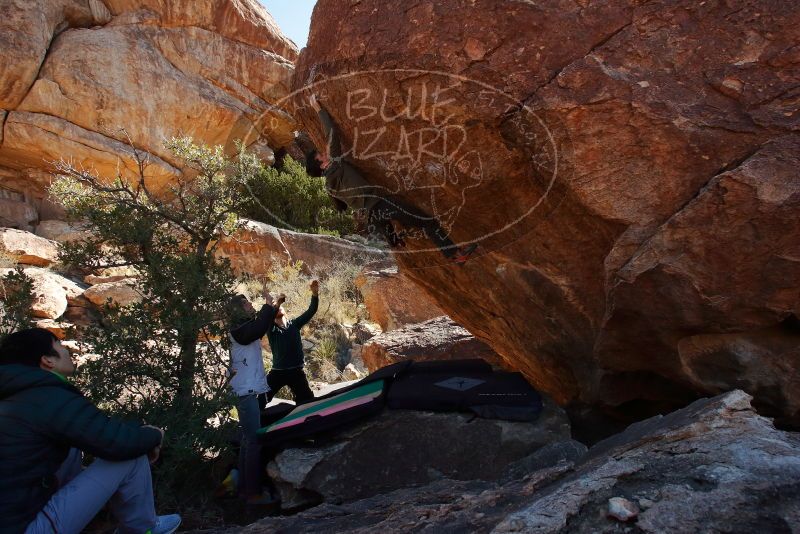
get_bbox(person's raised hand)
[310,279,319,296]
[148,445,161,465]
[277,293,287,306]
[142,425,164,464]
[263,290,274,307]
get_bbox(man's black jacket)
[0,364,162,533]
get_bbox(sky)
[260,1,317,48]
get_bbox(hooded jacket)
[0,364,162,533]
[229,303,277,396]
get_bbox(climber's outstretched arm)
[310,94,342,159]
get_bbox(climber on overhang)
[305,94,477,265]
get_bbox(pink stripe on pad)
[267,395,377,432]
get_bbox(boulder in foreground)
[293,0,800,426]
[218,391,800,533]
[362,316,507,372]
[267,399,571,510]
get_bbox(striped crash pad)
[257,379,385,441]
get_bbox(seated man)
[265,279,319,405]
[0,328,180,534]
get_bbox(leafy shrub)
[240,155,355,236]
[50,137,262,511]
[0,267,35,342]
[306,336,342,383]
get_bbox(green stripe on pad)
[257,379,384,435]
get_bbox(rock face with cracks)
[355,261,447,331]
[292,0,800,424]
[361,316,508,372]
[0,0,297,204]
[216,219,386,277]
[193,391,800,533]
[267,402,571,510]
[0,228,59,266]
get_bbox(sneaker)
[215,467,239,497]
[451,243,478,265]
[245,490,280,506]
[150,514,182,534]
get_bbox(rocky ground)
[193,391,800,533]
[2,1,799,532]
[266,399,571,510]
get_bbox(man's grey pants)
[25,448,157,534]
[237,393,263,497]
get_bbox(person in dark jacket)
[227,290,283,505]
[0,328,180,534]
[306,94,478,264]
[265,279,319,404]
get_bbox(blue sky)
[261,1,317,48]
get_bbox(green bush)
[0,267,35,342]
[241,155,355,236]
[306,335,342,384]
[50,137,262,512]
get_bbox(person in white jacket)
[228,289,284,504]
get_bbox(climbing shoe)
[451,243,478,265]
[150,514,182,534]
[245,489,280,506]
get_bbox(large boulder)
[0,0,297,201]
[101,0,297,59]
[355,261,446,331]
[213,391,800,533]
[81,265,139,286]
[63,305,100,329]
[278,228,386,275]
[0,1,98,111]
[361,316,507,372]
[267,401,571,509]
[291,0,800,424]
[0,228,59,266]
[0,266,85,319]
[34,318,74,340]
[217,219,386,277]
[35,220,89,243]
[217,219,290,276]
[82,277,140,307]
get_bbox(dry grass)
[237,260,363,329]
[234,260,365,383]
